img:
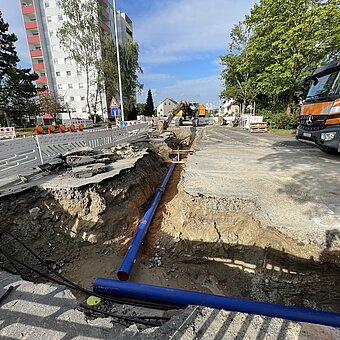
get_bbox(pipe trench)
[117,163,176,281]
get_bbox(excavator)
[162,101,199,129]
[297,60,340,153]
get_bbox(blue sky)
[0,0,257,108]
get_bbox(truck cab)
[297,60,340,153]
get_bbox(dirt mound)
[0,148,166,282]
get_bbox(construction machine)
[297,60,340,153]
[170,101,199,126]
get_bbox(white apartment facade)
[21,0,134,120]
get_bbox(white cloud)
[138,75,223,108]
[134,0,257,65]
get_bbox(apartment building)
[20,0,134,120]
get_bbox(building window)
[49,31,54,37]
[53,58,58,64]
[38,59,44,64]
[58,84,62,90]
[79,83,84,89]
[58,15,63,22]
[56,71,60,77]
[44,1,49,8]
[81,96,85,101]
[56,0,61,7]
[68,84,73,89]
[70,96,74,101]
[82,107,87,113]
[64,58,70,64]
[66,71,71,76]
[77,70,82,76]
[47,16,52,23]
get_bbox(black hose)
[0,238,180,311]
[0,263,17,276]
[0,285,14,306]
[79,303,165,327]
[0,250,23,277]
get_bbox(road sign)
[198,104,206,116]
[110,96,119,108]
[110,107,120,118]
[205,103,213,110]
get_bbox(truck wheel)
[322,148,339,155]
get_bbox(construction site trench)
[1,126,340,329]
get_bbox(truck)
[296,60,340,153]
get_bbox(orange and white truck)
[297,60,340,153]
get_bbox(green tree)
[102,37,143,115]
[58,0,104,116]
[245,0,340,113]
[0,11,38,126]
[39,92,63,119]
[220,22,254,114]
[126,104,138,120]
[143,89,154,116]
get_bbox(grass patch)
[269,128,296,137]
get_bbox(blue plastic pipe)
[93,278,340,328]
[117,163,176,281]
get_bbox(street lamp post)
[113,0,125,122]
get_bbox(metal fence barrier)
[0,123,148,180]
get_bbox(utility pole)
[113,0,125,122]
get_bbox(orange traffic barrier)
[35,125,44,135]
[69,124,75,132]
[48,125,56,134]
[78,123,84,132]
[59,124,67,133]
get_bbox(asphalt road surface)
[184,126,340,248]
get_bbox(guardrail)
[0,123,148,181]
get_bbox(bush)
[259,109,298,130]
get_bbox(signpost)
[109,96,120,120]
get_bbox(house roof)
[156,98,177,108]
[42,114,54,119]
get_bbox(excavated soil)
[1,128,340,317]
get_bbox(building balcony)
[100,22,110,33]
[33,63,45,71]
[36,76,47,83]
[102,9,109,20]
[22,4,35,15]
[30,49,43,57]
[25,21,38,29]
[27,35,40,44]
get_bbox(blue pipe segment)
[117,163,176,281]
[93,278,340,328]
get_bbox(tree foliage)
[58,0,103,115]
[143,89,154,116]
[0,11,38,126]
[102,37,143,115]
[221,0,340,114]
[39,92,63,119]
